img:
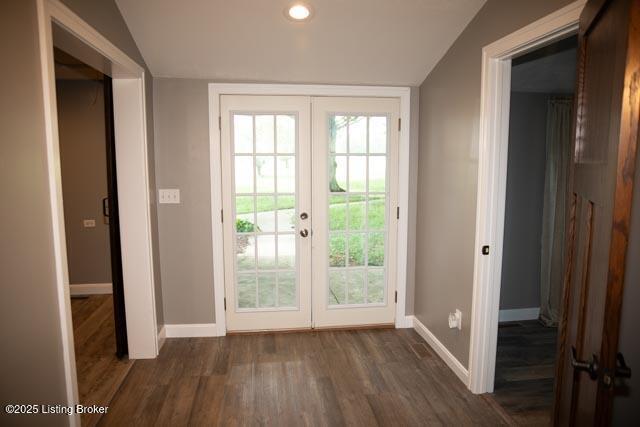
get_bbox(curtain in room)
[540,97,573,326]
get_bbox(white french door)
[220,95,399,332]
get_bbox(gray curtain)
[540,97,573,326]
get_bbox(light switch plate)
[83,219,96,228]
[159,188,180,204]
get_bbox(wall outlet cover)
[159,188,181,204]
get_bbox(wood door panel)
[554,0,640,425]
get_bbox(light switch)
[159,188,180,204]
[83,219,96,228]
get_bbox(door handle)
[299,229,309,238]
[615,352,632,379]
[571,346,599,380]
[300,212,308,220]
[102,197,109,217]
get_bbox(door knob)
[300,212,308,220]
[299,229,309,237]
[571,346,599,380]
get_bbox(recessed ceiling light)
[286,3,312,21]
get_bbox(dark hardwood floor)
[492,320,558,426]
[71,294,133,427]
[101,328,514,426]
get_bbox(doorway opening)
[491,35,578,425]
[54,46,132,426]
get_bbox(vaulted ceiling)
[115,0,486,86]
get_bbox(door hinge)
[224,297,227,311]
[398,118,401,131]
[396,206,400,219]
[221,209,224,223]
[218,116,221,130]
[395,291,398,303]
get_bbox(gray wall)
[499,92,548,310]
[0,1,161,423]
[414,0,574,368]
[153,78,215,324]
[153,79,419,324]
[59,0,164,328]
[0,2,68,424]
[57,79,112,285]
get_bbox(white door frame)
[209,84,413,336]
[36,0,159,421]
[468,0,585,394]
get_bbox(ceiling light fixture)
[286,3,312,21]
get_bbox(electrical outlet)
[159,188,180,204]
[448,309,462,330]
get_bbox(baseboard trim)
[498,307,540,322]
[165,323,218,338]
[397,315,415,328]
[413,316,469,386]
[70,283,112,295]
[157,325,167,351]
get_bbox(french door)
[220,95,399,331]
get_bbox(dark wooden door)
[104,76,128,358]
[553,0,640,425]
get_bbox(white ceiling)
[114,0,486,86]
[511,48,577,94]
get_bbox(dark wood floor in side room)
[100,328,514,426]
[71,294,133,427]
[492,320,558,426]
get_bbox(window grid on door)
[327,115,389,308]
[231,113,299,311]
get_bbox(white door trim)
[209,83,413,335]
[468,0,585,394]
[36,0,159,421]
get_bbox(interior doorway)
[54,47,132,426]
[219,95,400,332]
[491,36,578,425]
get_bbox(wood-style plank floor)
[492,320,558,426]
[71,294,133,427]
[100,328,513,426]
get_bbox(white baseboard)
[498,307,540,322]
[413,316,469,386]
[157,325,166,351]
[397,315,415,328]
[70,283,112,295]
[165,323,218,338]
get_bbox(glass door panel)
[312,97,400,328]
[221,96,311,331]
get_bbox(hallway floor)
[493,320,558,426]
[100,328,514,426]
[71,294,133,427]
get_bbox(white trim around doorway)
[37,1,159,423]
[208,84,414,336]
[468,0,585,395]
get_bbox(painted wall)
[153,79,419,324]
[0,0,161,422]
[59,0,164,327]
[499,92,548,310]
[0,2,68,424]
[153,78,215,324]
[56,79,112,285]
[414,0,574,368]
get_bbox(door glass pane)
[235,156,253,193]
[231,112,299,311]
[255,115,274,153]
[234,115,253,153]
[348,116,367,153]
[276,115,295,153]
[327,115,389,307]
